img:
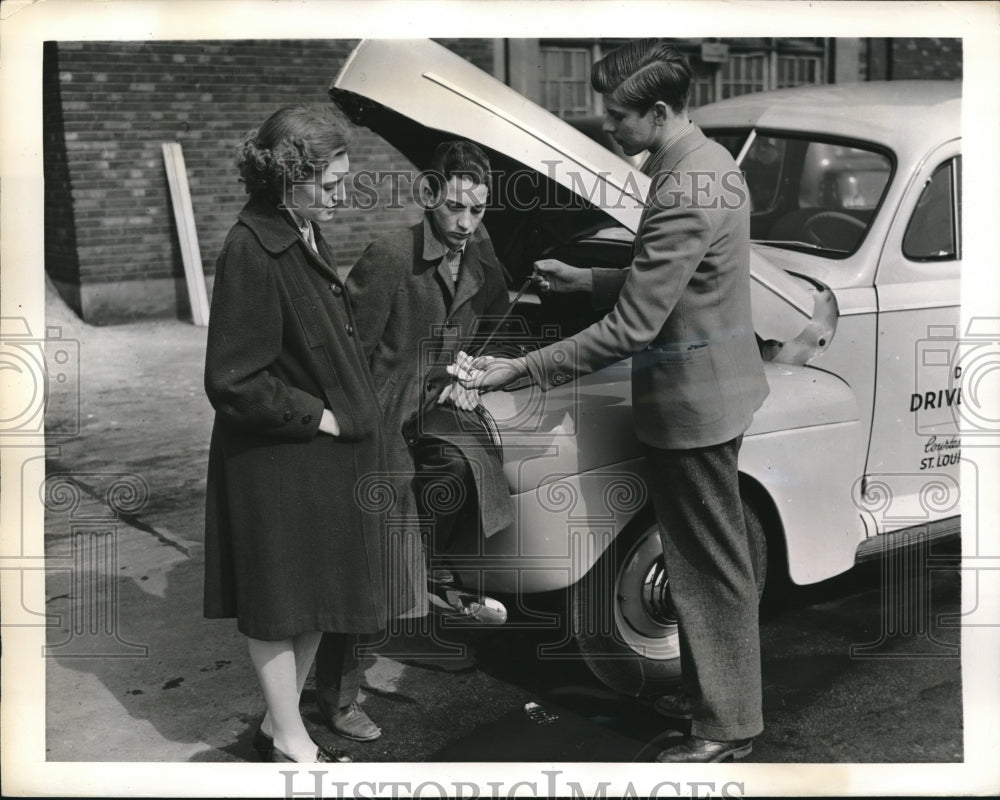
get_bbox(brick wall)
[890,38,962,80]
[861,38,963,81]
[44,38,495,324]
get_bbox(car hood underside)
[330,38,837,364]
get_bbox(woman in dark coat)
[203,105,409,763]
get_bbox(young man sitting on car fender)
[313,139,512,743]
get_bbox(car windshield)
[707,129,894,257]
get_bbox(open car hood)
[330,38,834,363]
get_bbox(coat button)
[283,411,294,422]
[425,382,434,393]
[345,324,354,336]
[302,414,312,424]
[330,283,343,296]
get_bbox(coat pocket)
[632,343,724,431]
[325,385,377,442]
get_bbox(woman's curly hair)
[236,105,352,200]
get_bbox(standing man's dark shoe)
[655,735,752,763]
[652,691,695,720]
[318,695,382,742]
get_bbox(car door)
[865,141,962,533]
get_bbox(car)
[330,39,962,695]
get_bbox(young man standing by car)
[451,40,769,762]
[312,140,512,743]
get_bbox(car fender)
[472,456,653,596]
[483,361,641,496]
[471,364,865,594]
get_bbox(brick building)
[43,38,496,323]
[43,38,961,324]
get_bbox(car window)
[741,136,786,213]
[706,128,894,257]
[709,131,750,161]
[902,157,961,261]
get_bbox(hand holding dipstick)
[448,350,526,392]
[446,268,551,391]
[532,259,593,294]
[470,268,547,354]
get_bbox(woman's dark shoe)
[655,735,752,763]
[271,739,353,763]
[252,726,274,760]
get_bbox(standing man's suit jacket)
[346,220,513,536]
[525,124,769,449]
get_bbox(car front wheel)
[570,500,767,697]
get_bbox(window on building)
[721,53,768,99]
[689,71,717,108]
[540,46,596,118]
[536,39,829,116]
[776,55,823,88]
[688,46,826,107]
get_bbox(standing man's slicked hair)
[591,39,693,114]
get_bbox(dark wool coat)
[203,196,413,640]
[346,220,513,608]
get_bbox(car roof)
[692,81,960,161]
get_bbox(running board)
[854,516,961,563]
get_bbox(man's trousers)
[644,435,764,741]
[314,633,368,711]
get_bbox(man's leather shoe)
[317,691,382,742]
[271,739,353,763]
[652,692,695,720]
[326,700,382,742]
[656,735,752,763]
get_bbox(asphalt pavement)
[39,285,963,766]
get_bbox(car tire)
[570,499,768,697]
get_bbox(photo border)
[2,1,998,796]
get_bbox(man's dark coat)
[346,220,513,607]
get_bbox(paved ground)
[40,284,964,768]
